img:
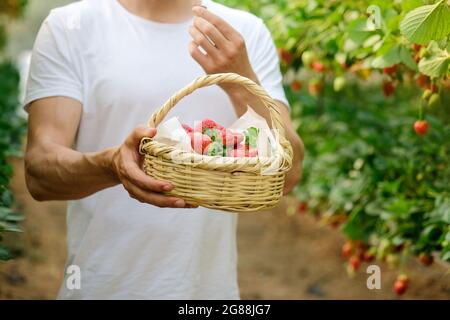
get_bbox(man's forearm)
[25,142,119,201]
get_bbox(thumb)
[127,125,157,146]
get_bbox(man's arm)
[188,6,304,193]
[25,96,190,208]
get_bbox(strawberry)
[383,64,397,75]
[247,148,258,157]
[342,241,353,259]
[413,120,428,136]
[308,81,323,96]
[194,118,224,134]
[182,123,193,133]
[221,129,244,147]
[311,61,326,73]
[416,74,428,88]
[278,48,293,65]
[428,83,438,93]
[297,201,308,213]
[412,43,422,52]
[291,80,302,92]
[383,81,395,97]
[349,255,361,271]
[189,132,212,154]
[418,253,433,266]
[363,248,376,262]
[393,274,409,295]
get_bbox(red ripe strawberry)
[412,43,422,52]
[278,48,293,65]
[308,82,323,96]
[413,120,428,136]
[393,274,409,295]
[194,118,224,133]
[189,132,212,154]
[349,255,361,271]
[363,250,375,262]
[291,80,302,91]
[311,61,326,73]
[342,241,353,259]
[221,129,244,147]
[416,74,428,88]
[418,253,433,266]
[428,83,438,93]
[297,201,308,213]
[247,148,258,157]
[182,123,193,133]
[383,81,395,97]
[393,280,407,295]
[383,64,397,75]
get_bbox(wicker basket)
[139,73,293,212]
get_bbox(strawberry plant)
[0,0,27,261]
[221,0,450,274]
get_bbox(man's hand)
[111,125,193,208]
[188,5,259,91]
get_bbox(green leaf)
[399,46,418,70]
[400,0,450,45]
[418,44,450,77]
[347,18,373,45]
[245,127,259,148]
[372,45,402,68]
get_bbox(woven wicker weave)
[139,73,293,212]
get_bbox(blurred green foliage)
[221,0,450,264]
[0,0,27,261]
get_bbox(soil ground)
[1,157,449,299]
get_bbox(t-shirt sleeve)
[24,11,83,111]
[249,19,289,109]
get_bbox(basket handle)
[147,73,287,139]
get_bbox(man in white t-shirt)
[24,0,303,299]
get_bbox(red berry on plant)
[311,61,326,73]
[413,120,429,136]
[418,253,433,266]
[416,74,428,88]
[412,43,422,52]
[393,280,408,295]
[383,64,397,75]
[363,251,375,262]
[279,48,293,65]
[383,81,395,97]
[342,241,353,258]
[291,80,302,91]
[393,274,409,295]
[428,83,438,93]
[308,81,323,96]
[349,255,361,271]
[297,202,308,213]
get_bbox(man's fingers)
[124,161,173,192]
[188,25,219,57]
[189,42,213,69]
[123,182,186,208]
[126,125,156,148]
[192,6,237,41]
[192,17,228,49]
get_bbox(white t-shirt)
[25,0,288,299]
